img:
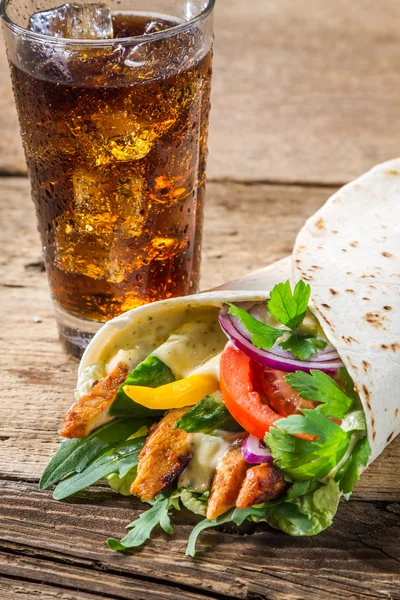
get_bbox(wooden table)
[1,1,400,598]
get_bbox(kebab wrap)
[41,158,400,555]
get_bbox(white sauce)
[153,316,226,379]
[178,433,231,493]
[106,347,145,374]
[75,362,107,400]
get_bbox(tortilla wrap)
[80,157,400,466]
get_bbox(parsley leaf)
[108,491,173,551]
[335,436,371,499]
[228,303,282,350]
[284,370,353,419]
[265,410,351,481]
[280,334,327,361]
[268,280,311,330]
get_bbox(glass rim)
[0,0,215,46]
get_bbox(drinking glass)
[0,0,214,356]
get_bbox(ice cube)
[73,169,118,235]
[29,4,68,37]
[65,3,113,39]
[54,213,113,279]
[29,3,114,39]
[73,167,146,234]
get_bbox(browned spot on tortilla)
[346,271,352,275]
[362,385,371,409]
[330,289,338,295]
[332,230,338,234]
[372,430,376,441]
[364,312,385,328]
[345,289,355,293]
[391,343,400,352]
[311,265,322,270]
[341,335,359,344]
[383,305,392,311]
[321,303,331,309]
[381,344,388,350]
[315,218,325,231]
[384,169,400,175]
[362,360,370,373]
[387,432,394,443]
[369,285,376,290]
[342,249,348,252]
[349,241,359,248]
[382,252,394,258]
[362,298,370,301]
[361,274,376,279]
[295,259,301,264]
[396,408,399,417]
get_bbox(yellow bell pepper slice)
[123,374,219,410]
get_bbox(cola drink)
[3,3,213,353]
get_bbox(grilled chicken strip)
[236,463,287,509]
[206,446,248,520]
[60,363,128,438]
[131,407,192,501]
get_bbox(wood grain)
[0,480,399,600]
[3,0,400,182]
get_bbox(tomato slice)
[255,365,318,417]
[220,345,280,439]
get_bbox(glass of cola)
[0,0,214,356]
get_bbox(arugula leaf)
[285,370,353,419]
[228,304,282,350]
[108,492,173,551]
[186,509,237,557]
[335,436,371,499]
[53,436,146,500]
[268,280,311,330]
[175,392,241,434]
[39,418,150,490]
[280,334,327,361]
[110,356,175,417]
[265,410,351,481]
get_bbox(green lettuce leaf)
[175,392,241,434]
[53,436,146,500]
[335,436,371,499]
[40,417,150,490]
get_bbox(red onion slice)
[242,434,274,464]
[219,313,343,374]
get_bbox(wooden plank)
[0,480,399,600]
[0,579,115,600]
[3,0,400,183]
[1,176,400,500]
